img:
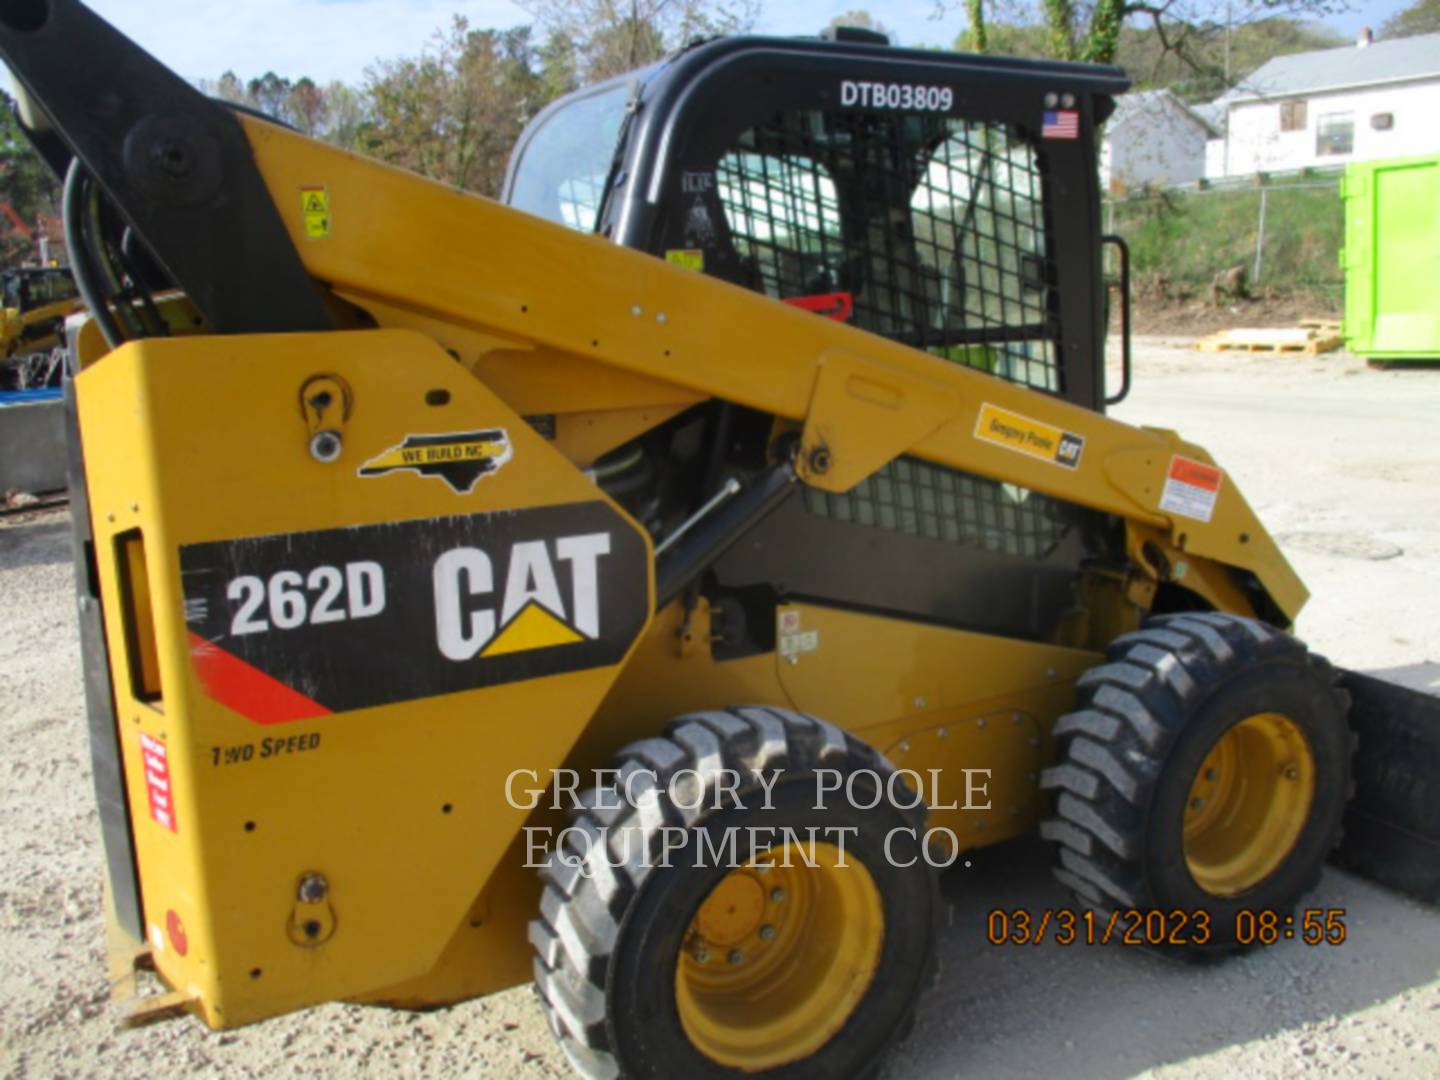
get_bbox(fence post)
[1252,187,1269,284]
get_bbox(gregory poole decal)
[974,402,1084,469]
[179,502,648,723]
[359,429,513,493]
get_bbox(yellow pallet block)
[1195,327,1343,356]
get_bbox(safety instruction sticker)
[301,186,331,238]
[778,609,819,660]
[1160,455,1223,523]
[139,732,177,833]
[359,429,513,494]
[974,402,1084,470]
[666,249,705,272]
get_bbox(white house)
[1100,89,1217,191]
[1207,29,1440,178]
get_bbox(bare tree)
[940,0,1347,70]
[828,9,894,39]
[521,0,762,83]
[285,78,329,136]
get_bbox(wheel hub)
[1183,711,1316,897]
[675,841,885,1070]
[694,872,766,947]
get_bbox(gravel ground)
[2,339,1437,1079]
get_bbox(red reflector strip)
[139,731,177,832]
[189,632,331,725]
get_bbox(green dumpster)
[1342,154,1440,362]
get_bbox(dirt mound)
[1125,293,1340,339]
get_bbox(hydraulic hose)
[61,158,122,350]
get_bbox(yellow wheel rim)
[674,841,884,1071]
[1183,712,1316,897]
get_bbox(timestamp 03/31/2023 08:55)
[986,907,1349,947]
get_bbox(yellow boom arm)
[227,116,1302,621]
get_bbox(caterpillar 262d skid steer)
[3,2,1437,1077]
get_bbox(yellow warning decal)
[482,601,586,658]
[301,187,330,238]
[666,249,705,272]
[974,402,1084,470]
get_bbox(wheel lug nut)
[759,924,776,942]
[1203,768,1216,781]
[1282,766,1299,780]
[693,945,709,963]
[728,949,744,965]
[770,888,786,903]
[1190,798,1204,810]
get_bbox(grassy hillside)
[1109,184,1343,299]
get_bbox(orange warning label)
[1160,455,1223,523]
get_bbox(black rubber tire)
[530,706,938,1079]
[1040,613,1352,954]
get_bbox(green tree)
[963,0,990,49]
[247,71,294,118]
[1382,0,1440,38]
[320,81,372,151]
[363,19,549,197]
[538,29,582,99]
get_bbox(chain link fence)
[1103,175,1344,303]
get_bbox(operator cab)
[504,30,1128,412]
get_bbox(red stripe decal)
[188,632,331,725]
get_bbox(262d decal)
[180,502,649,723]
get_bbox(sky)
[14,0,1427,87]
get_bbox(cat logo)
[432,533,610,661]
[360,429,513,493]
[180,502,649,719]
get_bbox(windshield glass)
[507,83,630,232]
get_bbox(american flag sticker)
[1042,109,1080,139]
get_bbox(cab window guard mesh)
[715,111,1061,394]
[801,456,1071,561]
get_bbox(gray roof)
[1234,32,1440,100]
[1191,99,1228,132]
[1109,89,1221,136]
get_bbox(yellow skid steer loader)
[1,3,1436,1077]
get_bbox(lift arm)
[0,0,1303,623]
